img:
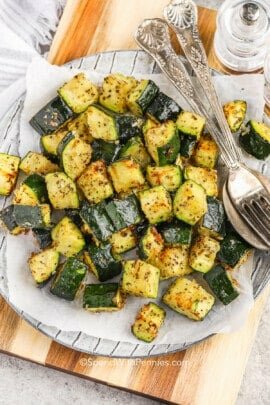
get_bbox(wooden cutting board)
[0,1,269,404]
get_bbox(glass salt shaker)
[214,0,270,72]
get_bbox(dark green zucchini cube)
[180,133,197,158]
[146,92,182,122]
[85,243,122,282]
[80,200,115,242]
[83,283,124,311]
[158,220,192,245]
[204,264,239,305]
[105,195,142,231]
[65,208,83,228]
[199,197,226,239]
[13,205,48,228]
[92,139,121,164]
[115,114,145,143]
[0,205,19,233]
[50,257,87,301]
[32,228,52,249]
[217,233,250,267]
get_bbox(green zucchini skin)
[138,80,159,113]
[115,115,145,143]
[13,205,48,228]
[157,131,180,166]
[179,133,197,158]
[83,283,121,310]
[119,136,151,169]
[105,195,142,231]
[57,131,74,157]
[239,120,270,160]
[204,264,239,305]
[92,140,121,164]
[65,208,83,228]
[0,205,19,233]
[200,197,226,239]
[158,220,192,245]
[50,257,87,301]
[32,228,52,249]
[23,174,48,203]
[80,200,114,242]
[146,92,182,122]
[86,243,122,282]
[217,232,250,267]
[29,96,74,135]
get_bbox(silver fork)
[163,0,270,248]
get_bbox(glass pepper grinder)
[214,0,270,72]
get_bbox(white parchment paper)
[5,57,265,344]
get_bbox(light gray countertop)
[0,0,269,404]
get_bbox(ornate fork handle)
[164,0,243,166]
[135,18,239,168]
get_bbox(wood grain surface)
[0,1,268,404]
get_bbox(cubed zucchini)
[13,174,48,205]
[20,152,59,175]
[184,165,218,197]
[139,186,172,224]
[204,264,239,305]
[110,226,137,254]
[51,216,85,257]
[163,277,215,320]
[223,100,247,133]
[65,208,83,228]
[121,260,160,298]
[12,204,51,228]
[199,197,226,240]
[41,127,68,157]
[57,132,92,180]
[144,120,180,165]
[217,232,251,268]
[105,194,142,231]
[127,79,159,115]
[115,114,145,143]
[80,200,114,242]
[108,158,145,194]
[87,105,118,141]
[30,96,74,135]
[92,139,121,164]
[146,92,182,122]
[32,227,53,249]
[189,235,220,273]
[120,136,151,169]
[138,226,164,261]
[83,283,125,311]
[146,165,182,192]
[77,160,113,204]
[132,302,166,343]
[0,205,24,235]
[99,73,137,113]
[58,73,99,113]
[67,111,94,143]
[45,172,79,209]
[158,220,192,245]
[192,135,219,169]
[50,257,88,301]
[177,111,205,157]
[239,120,270,160]
[156,246,192,279]
[142,118,157,135]
[173,180,207,225]
[28,248,59,285]
[0,153,20,196]
[84,243,121,282]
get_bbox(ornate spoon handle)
[135,18,239,168]
[164,0,243,166]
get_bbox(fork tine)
[240,203,270,247]
[252,200,270,225]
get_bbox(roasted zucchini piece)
[105,194,142,231]
[146,92,182,122]
[58,73,98,113]
[13,174,48,205]
[146,165,182,192]
[132,302,166,343]
[50,257,88,300]
[177,111,205,157]
[115,114,145,143]
[217,232,251,268]
[92,139,121,165]
[87,105,118,141]
[163,277,215,321]
[139,186,172,224]
[199,197,226,240]
[158,220,192,245]
[20,152,59,175]
[51,216,85,257]
[189,235,220,273]
[28,248,59,285]
[32,227,53,249]
[142,118,157,135]
[65,208,83,228]
[192,135,219,169]
[99,73,137,113]
[138,226,164,262]
[0,205,24,235]
[77,160,113,204]
[127,79,159,115]
[108,158,145,194]
[30,96,74,135]
[0,153,20,196]
[41,127,68,157]
[11,204,50,228]
[45,172,79,209]
[184,165,218,197]
[67,111,94,143]
[157,246,192,279]
[57,132,92,180]
[120,136,151,169]
[84,243,121,282]
[204,264,239,305]
[239,120,270,160]
[144,120,180,165]
[110,226,137,254]
[223,100,247,133]
[83,283,125,311]
[173,180,207,225]
[80,200,115,242]
[121,260,160,298]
